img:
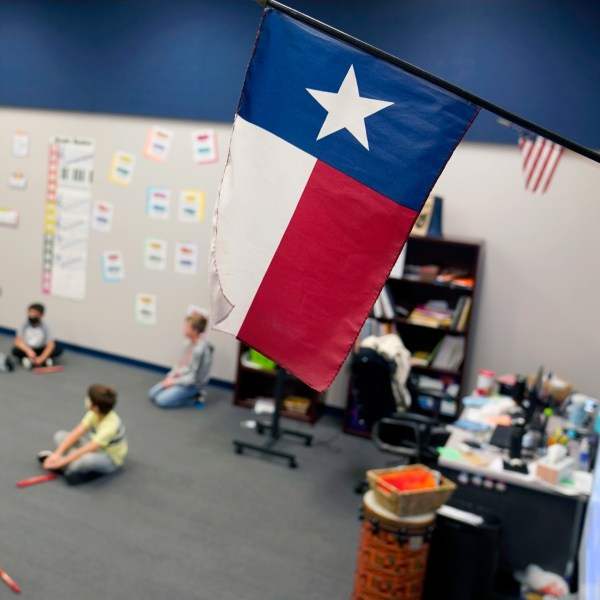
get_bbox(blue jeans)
[53,430,119,476]
[148,381,203,408]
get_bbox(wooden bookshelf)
[344,235,483,434]
[233,343,324,424]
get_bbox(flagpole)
[258,0,600,164]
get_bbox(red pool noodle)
[15,473,59,488]
[0,568,21,593]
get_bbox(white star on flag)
[307,65,393,150]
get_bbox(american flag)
[519,134,564,193]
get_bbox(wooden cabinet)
[344,235,483,434]
[233,343,324,424]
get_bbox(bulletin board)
[0,107,238,383]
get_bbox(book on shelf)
[430,335,465,370]
[408,301,453,328]
[410,350,431,367]
[378,285,396,320]
[456,296,472,332]
[451,276,474,289]
[403,263,440,283]
[450,295,468,329]
[358,317,393,343]
[435,267,469,285]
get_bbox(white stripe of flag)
[519,135,564,193]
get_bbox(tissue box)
[536,456,575,485]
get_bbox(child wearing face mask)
[11,302,63,369]
[38,384,128,485]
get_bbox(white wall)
[0,107,238,385]
[433,143,600,401]
[1,105,598,406]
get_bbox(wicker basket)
[367,465,456,517]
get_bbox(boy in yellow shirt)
[39,384,127,485]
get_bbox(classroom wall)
[0,107,239,384]
[433,144,600,400]
[1,1,599,407]
[0,0,599,147]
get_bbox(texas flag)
[210,8,480,391]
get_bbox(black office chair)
[351,350,451,493]
[371,411,449,467]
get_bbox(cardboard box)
[535,456,575,485]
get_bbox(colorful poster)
[178,189,204,223]
[191,129,218,164]
[109,151,136,185]
[144,127,173,162]
[102,250,125,282]
[91,200,113,233]
[8,172,27,190]
[144,238,168,271]
[174,242,198,275]
[42,137,95,300]
[146,187,171,220]
[135,293,157,325]
[12,131,30,157]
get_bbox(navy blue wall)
[0,0,598,147]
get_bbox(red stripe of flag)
[238,160,417,390]
[519,135,563,193]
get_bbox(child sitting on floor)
[12,302,63,369]
[148,313,214,408]
[39,384,128,485]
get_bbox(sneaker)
[193,391,206,409]
[37,450,53,465]
[64,470,104,486]
[45,358,54,367]
[21,357,33,370]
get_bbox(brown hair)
[88,384,117,415]
[187,314,207,334]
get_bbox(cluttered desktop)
[436,367,599,594]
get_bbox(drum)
[352,491,436,600]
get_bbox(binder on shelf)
[378,285,396,320]
[456,296,472,332]
[450,296,468,330]
[430,335,465,370]
[372,296,384,319]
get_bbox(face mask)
[28,317,40,326]
[84,396,92,410]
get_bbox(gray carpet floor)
[0,346,385,599]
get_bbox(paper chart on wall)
[109,151,136,185]
[0,207,19,227]
[144,238,168,271]
[178,189,204,223]
[91,200,113,233]
[42,137,95,301]
[12,131,30,157]
[135,293,157,325]
[191,129,218,164]
[8,172,27,190]
[102,250,125,282]
[146,187,171,220]
[144,127,173,162]
[174,242,198,275]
